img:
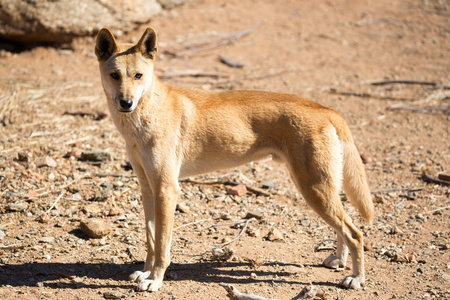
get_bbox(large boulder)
[0,0,163,43]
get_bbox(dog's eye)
[110,73,120,80]
[134,73,143,80]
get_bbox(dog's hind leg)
[286,126,365,289]
[323,234,349,269]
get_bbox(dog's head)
[95,27,158,113]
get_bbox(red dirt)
[0,1,449,299]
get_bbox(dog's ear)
[136,27,158,60]
[95,28,119,61]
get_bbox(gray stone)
[7,201,28,212]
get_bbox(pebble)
[266,228,284,241]
[80,218,111,238]
[39,214,50,223]
[80,151,111,162]
[36,156,57,168]
[39,236,56,244]
[0,230,5,240]
[244,210,263,220]
[7,201,28,212]
[103,291,126,299]
[360,152,372,164]
[108,207,123,216]
[262,181,276,189]
[176,202,190,213]
[226,184,248,196]
[91,189,112,202]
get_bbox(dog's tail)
[333,117,374,222]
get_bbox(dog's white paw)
[129,270,150,283]
[341,275,363,289]
[323,255,344,269]
[137,278,163,292]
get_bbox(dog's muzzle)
[119,99,133,112]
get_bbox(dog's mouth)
[117,108,134,113]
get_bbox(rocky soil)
[0,0,449,299]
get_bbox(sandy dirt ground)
[0,0,449,299]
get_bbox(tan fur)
[95,27,374,292]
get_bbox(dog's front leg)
[137,176,179,292]
[128,157,155,283]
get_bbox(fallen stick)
[340,187,425,200]
[220,283,325,300]
[421,172,450,186]
[44,190,65,214]
[214,218,256,247]
[389,106,450,115]
[63,109,107,120]
[427,205,450,214]
[369,80,439,87]
[156,67,225,79]
[220,283,277,300]
[219,55,244,68]
[180,178,271,197]
[163,22,261,58]
[329,89,412,101]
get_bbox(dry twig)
[421,172,450,186]
[213,218,256,247]
[220,283,277,300]
[369,80,442,87]
[162,23,261,58]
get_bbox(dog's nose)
[119,99,133,110]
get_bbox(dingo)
[95,27,373,292]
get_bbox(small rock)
[91,189,112,202]
[108,207,123,216]
[226,184,248,196]
[57,270,76,280]
[103,291,126,299]
[80,151,111,162]
[244,210,263,220]
[220,213,232,220]
[245,226,261,237]
[83,204,101,215]
[176,202,190,213]
[297,284,324,299]
[393,253,415,263]
[36,156,57,168]
[211,247,234,261]
[262,181,276,189]
[7,201,28,212]
[17,152,30,162]
[39,236,56,244]
[266,228,284,241]
[64,150,82,159]
[80,218,111,238]
[0,230,5,240]
[360,152,372,164]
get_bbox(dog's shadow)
[0,260,339,291]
